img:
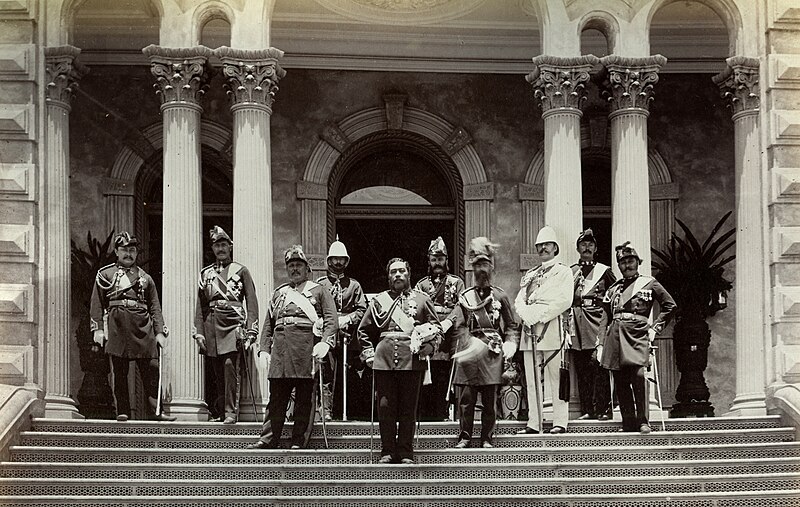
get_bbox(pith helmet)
[284,244,308,265]
[534,226,559,248]
[326,236,349,262]
[209,225,232,244]
[615,241,642,263]
[576,228,597,247]
[427,236,448,257]
[114,231,139,248]
[468,237,500,265]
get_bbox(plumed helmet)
[284,244,308,265]
[615,241,642,263]
[114,231,139,248]
[468,236,500,265]
[534,226,559,248]
[326,235,349,262]
[209,225,232,244]
[576,228,597,247]
[427,236,448,257]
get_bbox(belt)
[380,332,410,341]
[275,316,312,327]
[209,300,242,309]
[433,305,450,314]
[109,299,147,310]
[613,312,649,323]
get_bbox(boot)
[321,383,333,421]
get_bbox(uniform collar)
[327,272,346,281]
[540,258,558,269]
[579,260,596,267]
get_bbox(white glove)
[312,341,330,360]
[338,316,350,329]
[155,333,166,349]
[194,334,207,351]
[313,318,324,337]
[93,330,106,346]
[648,328,656,344]
[596,345,604,361]
[441,318,453,334]
[502,341,517,360]
[256,351,270,370]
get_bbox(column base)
[671,400,715,418]
[43,395,83,419]
[236,399,267,422]
[725,393,767,416]
[163,399,211,421]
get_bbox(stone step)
[1,490,799,506]
[10,441,800,465]
[17,426,796,450]
[3,457,800,480]
[0,471,797,497]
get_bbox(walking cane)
[342,336,348,422]
[370,368,375,462]
[242,346,261,423]
[317,358,329,449]
[650,346,666,431]
[155,346,163,416]
[529,326,544,434]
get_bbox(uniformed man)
[193,226,259,424]
[570,229,616,420]
[449,237,520,448]
[514,226,573,434]
[599,242,676,433]
[247,245,337,449]
[414,236,465,421]
[359,258,441,464]
[90,231,175,421]
[316,237,367,420]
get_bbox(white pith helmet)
[327,235,350,262]
[534,225,559,248]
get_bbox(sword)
[649,345,666,431]
[370,368,375,463]
[155,346,163,416]
[317,358,329,449]
[342,333,348,421]
[529,326,544,434]
[242,345,261,423]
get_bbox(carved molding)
[526,55,598,112]
[773,167,800,200]
[600,55,668,113]
[321,123,351,152]
[103,177,135,197]
[305,254,326,271]
[216,47,286,113]
[45,46,88,110]
[650,182,680,200]
[314,0,484,25]
[519,253,540,271]
[297,181,327,200]
[518,183,544,201]
[0,345,33,384]
[463,182,493,201]
[0,104,33,140]
[383,93,407,130]
[713,56,759,116]
[0,163,33,200]
[441,127,471,156]
[771,0,800,25]
[142,45,213,107]
[0,284,32,322]
[0,44,34,81]
[0,224,31,260]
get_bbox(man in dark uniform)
[316,237,367,421]
[570,229,616,420]
[449,237,520,448]
[193,226,259,424]
[599,242,676,433]
[247,245,337,449]
[414,236,465,421]
[359,258,441,464]
[90,231,175,421]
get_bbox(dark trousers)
[110,355,159,418]
[613,366,648,431]
[456,384,497,443]
[210,351,240,420]
[375,370,422,461]
[572,349,611,417]
[258,378,315,448]
[418,360,452,421]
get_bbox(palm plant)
[652,211,735,417]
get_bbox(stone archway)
[299,94,491,275]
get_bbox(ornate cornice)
[526,55,599,113]
[142,45,212,108]
[712,56,759,117]
[44,46,88,110]
[600,55,667,113]
[215,47,286,113]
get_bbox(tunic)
[316,273,367,348]
[514,260,573,351]
[570,262,616,350]
[260,280,337,379]
[194,261,259,357]
[599,275,677,370]
[89,263,164,359]
[414,273,465,359]
[450,286,520,386]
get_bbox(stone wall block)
[0,0,34,19]
[0,223,31,261]
[772,110,800,143]
[774,227,800,259]
[0,345,33,384]
[0,104,33,140]
[0,44,33,81]
[0,163,33,200]
[0,283,32,322]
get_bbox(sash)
[281,283,320,322]
[374,292,415,334]
[460,288,494,329]
[618,275,653,309]
[582,263,609,296]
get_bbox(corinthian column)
[713,57,766,415]
[44,46,87,418]
[600,55,666,277]
[143,45,212,420]
[216,46,285,420]
[526,55,598,263]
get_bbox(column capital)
[712,56,760,118]
[44,45,88,111]
[526,55,599,113]
[600,55,667,114]
[216,47,286,114]
[142,45,213,109]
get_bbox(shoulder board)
[412,288,427,296]
[639,275,655,284]
[304,281,320,290]
[493,286,505,294]
[459,286,476,297]
[596,262,610,272]
[228,262,243,275]
[315,276,328,283]
[98,263,116,274]
[446,274,461,282]
[275,282,290,293]
[570,263,579,269]
[135,266,149,278]
[416,276,430,285]
[200,264,214,272]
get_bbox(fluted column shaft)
[44,46,86,418]
[527,55,598,263]
[217,46,285,420]
[144,45,212,420]
[714,57,766,415]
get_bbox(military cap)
[615,241,642,263]
[576,228,597,247]
[428,236,448,257]
[209,225,232,244]
[114,231,139,248]
[284,244,308,265]
[468,236,499,265]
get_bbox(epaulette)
[446,274,462,282]
[200,263,215,273]
[315,276,327,284]
[493,285,505,293]
[304,280,320,290]
[275,282,290,294]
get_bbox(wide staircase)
[0,415,799,506]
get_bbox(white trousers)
[523,349,569,431]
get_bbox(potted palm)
[651,211,735,417]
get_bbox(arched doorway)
[328,133,463,292]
